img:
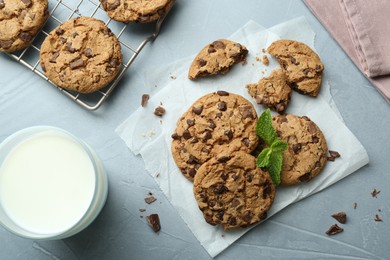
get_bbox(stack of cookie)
[171,91,276,230]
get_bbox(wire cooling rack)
[5,0,171,110]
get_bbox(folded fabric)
[304,0,390,103]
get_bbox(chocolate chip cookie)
[0,0,48,53]
[171,91,259,181]
[188,39,248,80]
[40,17,122,94]
[272,114,328,185]
[100,0,175,23]
[267,40,324,97]
[193,151,275,230]
[246,69,292,114]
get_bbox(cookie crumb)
[242,59,248,65]
[353,202,357,209]
[262,48,266,53]
[146,214,161,232]
[374,214,383,222]
[371,189,381,198]
[256,56,261,62]
[154,106,165,117]
[331,212,347,224]
[144,196,157,204]
[148,191,153,195]
[170,75,176,80]
[326,224,344,235]
[139,208,146,212]
[141,94,150,107]
[262,55,269,65]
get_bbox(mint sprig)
[255,109,288,186]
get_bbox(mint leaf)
[268,152,283,186]
[270,139,288,153]
[256,148,272,168]
[256,109,277,145]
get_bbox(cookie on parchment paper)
[188,39,248,80]
[171,91,258,181]
[40,16,122,94]
[0,0,49,52]
[272,114,328,185]
[267,39,324,97]
[193,151,275,230]
[100,0,175,23]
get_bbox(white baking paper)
[116,17,369,257]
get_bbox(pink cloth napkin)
[304,0,390,103]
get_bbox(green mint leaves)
[255,109,288,186]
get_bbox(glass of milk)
[0,126,108,240]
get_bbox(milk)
[0,130,96,235]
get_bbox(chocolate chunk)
[242,138,250,147]
[292,143,301,154]
[228,216,237,226]
[49,52,59,63]
[198,58,207,67]
[171,132,180,140]
[246,173,253,182]
[104,0,120,10]
[19,32,32,42]
[21,0,32,7]
[212,40,226,49]
[239,106,254,119]
[154,106,165,117]
[327,156,335,162]
[308,122,317,134]
[312,136,319,143]
[0,40,13,49]
[262,181,272,199]
[187,155,199,164]
[212,183,228,194]
[144,196,157,204]
[188,168,196,178]
[242,212,253,223]
[217,156,230,163]
[146,214,161,232]
[202,130,212,141]
[0,0,4,9]
[186,119,195,127]
[289,55,299,65]
[217,90,229,96]
[299,172,311,182]
[69,58,84,69]
[215,211,224,220]
[190,137,199,144]
[331,212,347,224]
[208,119,216,129]
[326,224,343,235]
[215,112,222,118]
[208,46,216,53]
[59,37,67,44]
[217,101,227,111]
[192,105,203,115]
[224,130,233,140]
[329,150,341,158]
[109,58,120,68]
[374,214,383,222]
[55,28,65,35]
[371,189,381,198]
[85,48,92,58]
[141,94,149,107]
[182,130,192,140]
[103,27,113,36]
[66,42,76,53]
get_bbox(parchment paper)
[116,17,369,257]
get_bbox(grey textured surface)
[0,0,389,259]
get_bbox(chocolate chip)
[171,133,180,140]
[0,40,13,49]
[215,112,222,118]
[141,94,149,107]
[201,147,210,154]
[66,42,76,53]
[326,224,343,235]
[49,52,59,63]
[208,119,216,129]
[59,37,67,44]
[299,172,311,182]
[218,101,227,111]
[182,130,192,140]
[259,212,268,221]
[329,150,341,158]
[224,130,233,140]
[188,168,196,178]
[202,130,212,141]
[302,116,311,121]
[292,143,301,154]
[0,0,4,9]
[104,0,120,10]
[103,27,113,36]
[190,137,199,144]
[109,58,120,68]
[228,216,237,226]
[239,106,254,119]
[212,40,226,49]
[55,28,65,35]
[187,155,199,164]
[315,64,323,71]
[231,199,240,208]
[312,136,319,143]
[246,173,254,182]
[212,183,228,194]
[217,156,230,163]
[208,46,216,53]
[154,106,165,117]
[198,59,207,67]
[308,122,318,134]
[21,0,32,7]
[187,119,195,127]
[146,214,161,232]
[85,48,92,58]
[69,58,84,69]
[215,211,224,220]
[289,55,299,65]
[19,32,32,42]
[262,181,273,199]
[303,68,311,76]
[242,138,250,147]
[144,196,157,204]
[242,212,253,223]
[217,90,229,96]
[331,212,347,224]
[208,200,216,208]
[192,105,203,115]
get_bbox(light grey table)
[1,0,389,259]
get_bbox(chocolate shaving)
[326,224,343,235]
[371,189,381,198]
[141,94,150,107]
[154,106,165,117]
[374,214,383,222]
[331,212,347,224]
[146,214,161,232]
[144,196,157,204]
